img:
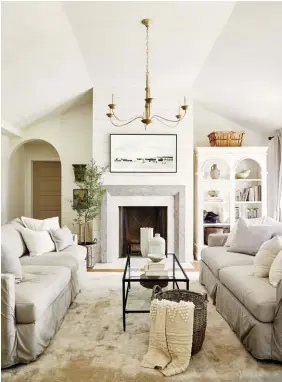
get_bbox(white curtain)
[272,130,282,221]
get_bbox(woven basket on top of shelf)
[208,131,244,147]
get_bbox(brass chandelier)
[106,19,189,129]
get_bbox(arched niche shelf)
[201,158,230,180]
[234,158,262,180]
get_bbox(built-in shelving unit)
[194,147,268,259]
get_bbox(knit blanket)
[141,299,195,377]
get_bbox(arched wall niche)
[9,139,61,221]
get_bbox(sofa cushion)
[20,252,79,277]
[15,265,71,324]
[201,246,253,277]
[60,244,87,265]
[219,265,277,323]
[1,222,27,258]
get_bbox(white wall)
[1,135,10,223]
[193,103,267,147]
[9,98,93,230]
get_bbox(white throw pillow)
[50,226,74,251]
[253,236,282,277]
[269,249,282,287]
[21,216,60,231]
[227,218,273,256]
[225,216,269,247]
[20,227,55,256]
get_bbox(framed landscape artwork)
[110,134,177,173]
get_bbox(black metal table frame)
[122,253,189,331]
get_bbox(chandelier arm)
[153,116,181,128]
[151,110,187,123]
[109,116,143,127]
[112,110,143,123]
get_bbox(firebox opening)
[119,206,167,257]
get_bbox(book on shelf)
[236,185,261,202]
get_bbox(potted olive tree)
[72,159,106,244]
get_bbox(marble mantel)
[100,185,190,263]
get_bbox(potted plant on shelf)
[71,159,106,245]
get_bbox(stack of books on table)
[144,260,168,277]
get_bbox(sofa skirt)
[2,281,72,368]
[200,261,282,362]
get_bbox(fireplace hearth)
[119,206,167,257]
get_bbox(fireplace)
[119,206,167,257]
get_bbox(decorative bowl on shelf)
[208,190,220,197]
[148,254,165,263]
[236,169,251,179]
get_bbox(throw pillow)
[264,217,282,237]
[253,236,282,277]
[225,216,267,247]
[50,226,73,251]
[1,244,23,283]
[20,227,55,256]
[21,216,60,231]
[227,218,273,256]
[269,249,282,287]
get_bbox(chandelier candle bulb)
[112,94,114,104]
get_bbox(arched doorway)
[9,139,62,222]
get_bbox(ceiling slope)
[1,1,92,128]
[63,1,235,115]
[192,1,282,132]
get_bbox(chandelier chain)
[146,24,149,76]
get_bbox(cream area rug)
[2,273,282,382]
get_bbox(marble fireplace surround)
[100,185,188,263]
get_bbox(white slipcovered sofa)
[1,219,87,368]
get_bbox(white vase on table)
[149,233,166,256]
[140,228,154,257]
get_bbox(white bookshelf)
[194,147,268,260]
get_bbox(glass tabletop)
[123,253,189,281]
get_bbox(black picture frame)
[110,134,177,173]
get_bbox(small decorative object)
[106,19,189,129]
[149,233,166,256]
[204,211,219,224]
[140,273,168,289]
[236,169,251,179]
[71,160,106,244]
[210,164,220,179]
[208,190,220,198]
[152,286,208,356]
[208,131,244,147]
[148,254,165,263]
[72,164,86,182]
[235,206,240,220]
[110,134,177,173]
[140,227,154,257]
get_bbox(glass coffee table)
[122,253,189,330]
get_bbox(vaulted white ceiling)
[1,1,282,132]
